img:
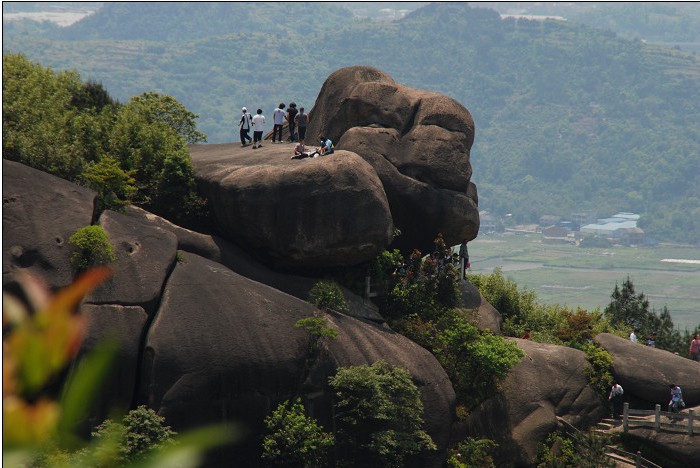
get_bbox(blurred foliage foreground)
[2,268,238,467]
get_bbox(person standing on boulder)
[294,107,309,142]
[252,108,265,149]
[689,333,700,361]
[272,102,286,143]
[629,328,638,343]
[238,107,253,147]
[287,102,298,142]
[458,239,470,279]
[608,381,624,420]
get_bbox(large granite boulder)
[595,333,700,407]
[138,252,455,466]
[306,66,479,253]
[2,161,454,467]
[86,209,178,315]
[190,144,393,269]
[462,339,606,466]
[2,159,96,292]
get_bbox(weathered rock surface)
[462,339,607,466]
[86,209,178,315]
[595,333,700,407]
[190,143,393,269]
[139,252,455,465]
[457,279,503,334]
[2,158,96,292]
[2,161,453,467]
[307,66,479,253]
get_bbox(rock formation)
[595,333,700,407]
[190,144,394,269]
[190,66,479,269]
[307,66,479,253]
[461,339,607,466]
[2,159,454,466]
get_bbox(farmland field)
[463,233,700,330]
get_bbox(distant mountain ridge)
[3,2,699,244]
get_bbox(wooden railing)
[623,402,697,435]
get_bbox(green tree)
[129,92,207,144]
[2,53,84,179]
[261,398,334,468]
[68,225,116,272]
[447,437,498,468]
[89,405,176,464]
[603,276,650,330]
[537,429,614,468]
[80,155,137,211]
[108,98,203,224]
[308,281,349,313]
[581,343,614,398]
[328,361,436,467]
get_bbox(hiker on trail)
[252,108,265,149]
[238,107,253,147]
[629,328,638,343]
[668,384,684,414]
[608,381,624,419]
[272,103,286,143]
[459,239,470,279]
[689,333,700,361]
[287,102,298,142]
[294,107,309,142]
[521,329,531,340]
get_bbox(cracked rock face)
[307,66,480,253]
[2,160,456,467]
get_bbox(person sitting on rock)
[317,136,334,156]
[291,139,311,160]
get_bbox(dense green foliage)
[68,225,116,272]
[262,398,334,468]
[446,437,498,468]
[308,281,349,313]
[371,239,523,409]
[328,361,436,467]
[2,53,209,228]
[469,268,700,358]
[90,406,177,464]
[581,343,615,398]
[536,429,614,468]
[4,3,698,243]
[33,405,178,467]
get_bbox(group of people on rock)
[630,329,700,361]
[238,102,310,149]
[629,328,657,348]
[608,382,685,420]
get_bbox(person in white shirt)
[252,108,266,149]
[608,381,624,419]
[629,328,638,343]
[272,103,286,143]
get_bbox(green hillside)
[3,2,699,244]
